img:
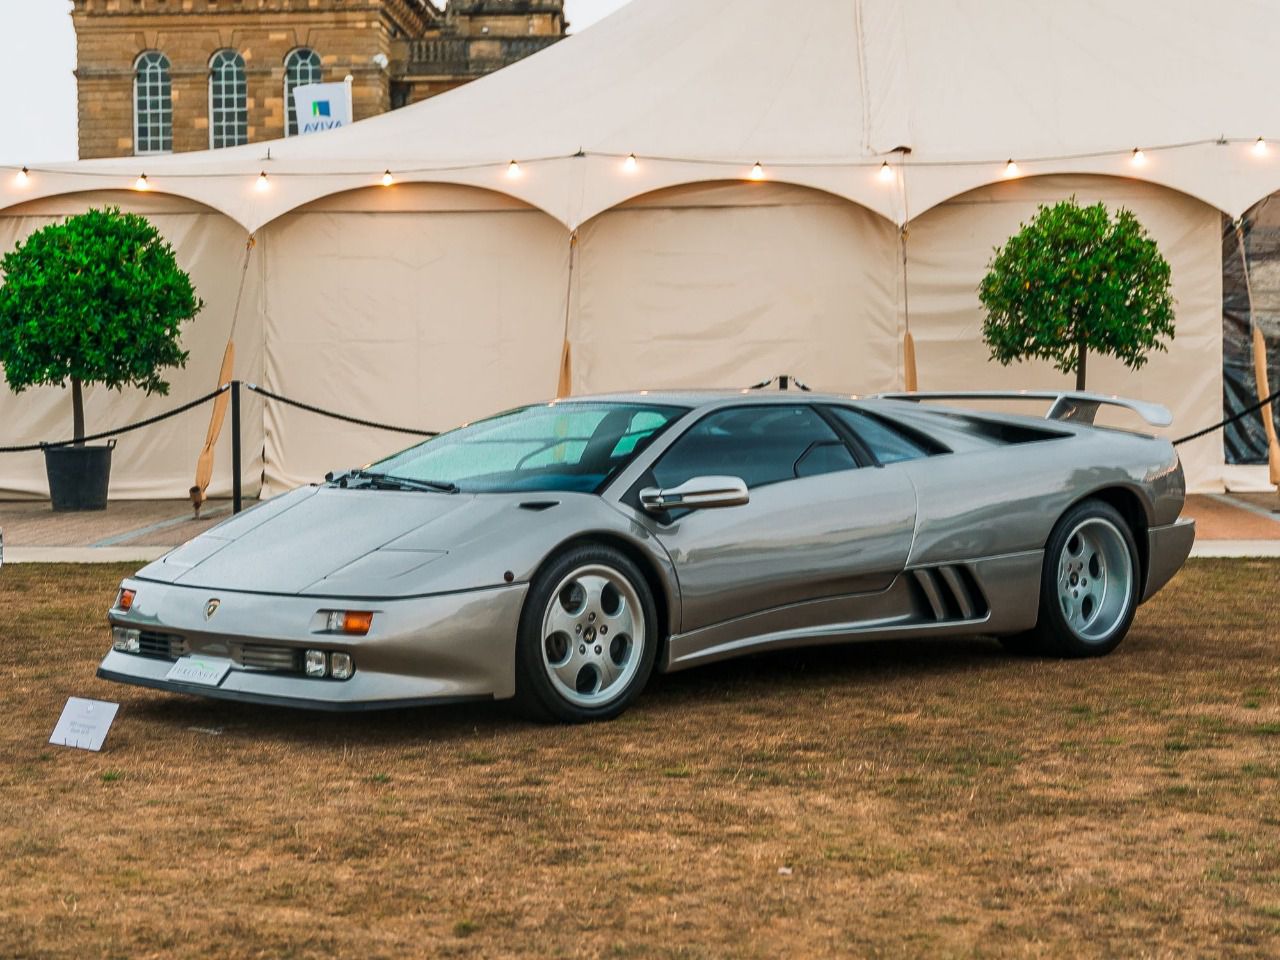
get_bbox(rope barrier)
[1171,388,1280,447]
[0,380,440,453]
[0,376,1271,453]
[243,383,439,437]
[0,384,230,453]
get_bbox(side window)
[611,411,670,458]
[828,407,933,464]
[653,405,856,490]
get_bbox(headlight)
[330,652,354,681]
[304,650,328,678]
[112,627,141,653]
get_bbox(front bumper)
[98,578,528,711]
[1142,517,1196,602]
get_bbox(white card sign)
[50,697,119,752]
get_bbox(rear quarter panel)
[903,428,1183,566]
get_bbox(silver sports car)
[100,389,1195,722]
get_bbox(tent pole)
[557,230,579,398]
[899,155,917,393]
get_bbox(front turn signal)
[325,610,374,636]
[115,588,136,612]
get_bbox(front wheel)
[1007,499,1141,658]
[515,545,659,723]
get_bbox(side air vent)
[911,566,990,622]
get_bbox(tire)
[514,544,659,723]
[1012,499,1141,658]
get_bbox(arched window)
[209,50,248,149]
[284,48,323,137]
[133,52,172,155]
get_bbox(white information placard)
[50,697,119,752]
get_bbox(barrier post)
[780,375,790,391]
[231,380,242,514]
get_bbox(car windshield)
[362,402,688,494]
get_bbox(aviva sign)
[292,80,354,136]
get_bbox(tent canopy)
[6,0,1280,231]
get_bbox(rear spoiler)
[874,391,1173,428]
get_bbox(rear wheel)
[515,545,658,723]
[1002,500,1140,658]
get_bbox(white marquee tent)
[3,0,1278,498]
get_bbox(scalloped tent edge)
[7,0,1280,230]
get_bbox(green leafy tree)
[0,207,202,442]
[978,199,1175,390]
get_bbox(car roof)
[552,390,867,409]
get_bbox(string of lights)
[4,137,1279,193]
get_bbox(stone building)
[71,0,567,159]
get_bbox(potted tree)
[0,207,202,510]
[979,198,1175,390]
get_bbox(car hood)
[140,485,493,597]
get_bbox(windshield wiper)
[350,470,459,493]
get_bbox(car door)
[630,403,918,640]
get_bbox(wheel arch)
[528,531,678,664]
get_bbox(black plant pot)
[44,440,115,511]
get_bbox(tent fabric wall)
[570,182,901,395]
[0,191,262,500]
[257,184,570,494]
[2,0,1270,498]
[907,175,1223,492]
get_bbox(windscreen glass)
[366,402,688,494]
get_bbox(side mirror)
[639,476,749,513]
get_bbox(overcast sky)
[0,0,634,164]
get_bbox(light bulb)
[134,173,149,191]
[624,153,638,172]
[256,171,270,191]
[15,166,29,186]
[1131,148,1146,166]
[877,161,894,183]
[381,170,394,187]
[1004,159,1019,178]
[507,159,521,178]
[750,162,766,181]
[1255,137,1268,157]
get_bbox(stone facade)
[71,0,566,159]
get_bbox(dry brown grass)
[1,560,1279,959]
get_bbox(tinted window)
[829,407,933,464]
[653,405,856,490]
[367,402,686,494]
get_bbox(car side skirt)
[663,550,1043,671]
